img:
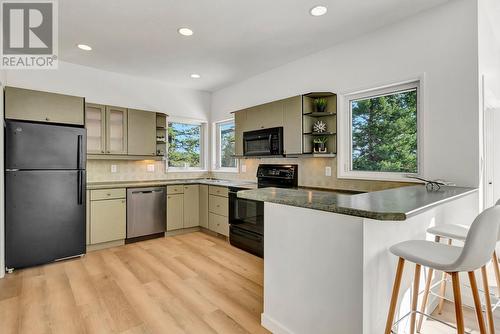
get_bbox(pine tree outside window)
[214,120,237,171]
[168,121,206,170]
[339,81,422,181]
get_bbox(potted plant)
[313,136,328,153]
[314,98,328,113]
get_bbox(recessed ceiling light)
[310,5,327,16]
[190,73,201,79]
[178,28,194,36]
[77,44,92,51]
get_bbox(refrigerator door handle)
[77,135,83,170]
[77,171,83,205]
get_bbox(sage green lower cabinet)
[208,187,229,237]
[199,185,209,229]
[167,193,184,231]
[209,213,229,236]
[183,185,200,228]
[89,194,126,244]
[86,190,90,245]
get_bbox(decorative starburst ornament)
[313,120,327,133]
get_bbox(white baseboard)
[261,313,294,334]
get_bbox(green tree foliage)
[168,123,201,167]
[220,123,236,168]
[351,89,417,173]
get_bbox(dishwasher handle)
[131,189,164,194]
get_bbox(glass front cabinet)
[85,103,127,155]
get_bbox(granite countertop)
[87,178,258,190]
[237,185,477,221]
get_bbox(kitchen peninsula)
[238,185,478,334]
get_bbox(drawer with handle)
[209,185,228,197]
[167,185,184,195]
[209,213,229,236]
[209,194,228,216]
[91,188,126,200]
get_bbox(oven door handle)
[231,228,263,242]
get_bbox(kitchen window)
[168,121,206,170]
[338,81,422,181]
[214,119,237,171]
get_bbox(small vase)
[313,143,327,153]
[316,104,327,113]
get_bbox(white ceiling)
[59,0,451,92]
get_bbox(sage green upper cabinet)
[106,106,128,154]
[245,101,284,131]
[283,96,303,155]
[127,109,156,156]
[234,110,246,156]
[86,104,106,154]
[5,86,84,125]
[86,104,128,155]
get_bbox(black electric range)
[228,164,298,258]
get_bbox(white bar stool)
[417,221,500,333]
[384,206,500,334]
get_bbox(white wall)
[479,0,500,209]
[5,61,211,121]
[211,0,480,188]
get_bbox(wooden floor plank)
[3,231,497,334]
[1,232,267,334]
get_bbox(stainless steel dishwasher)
[127,187,166,240]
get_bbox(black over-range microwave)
[243,127,284,156]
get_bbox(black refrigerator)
[5,120,86,270]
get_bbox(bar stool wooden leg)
[468,271,487,334]
[417,235,441,333]
[481,266,495,334]
[438,238,453,314]
[384,257,405,334]
[410,264,421,334]
[451,272,465,334]
[416,267,434,333]
[492,251,500,297]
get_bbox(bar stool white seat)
[416,200,500,333]
[384,206,500,334]
[427,224,470,241]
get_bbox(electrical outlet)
[110,165,117,173]
[147,164,155,172]
[241,164,247,173]
[325,166,332,177]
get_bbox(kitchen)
[0,1,500,334]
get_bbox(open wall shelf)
[302,92,337,156]
[155,113,168,157]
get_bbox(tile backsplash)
[86,160,208,182]
[212,157,414,192]
[87,157,412,192]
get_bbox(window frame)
[213,119,238,172]
[167,118,208,172]
[338,80,424,182]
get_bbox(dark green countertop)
[237,185,477,221]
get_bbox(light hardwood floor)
[1,231,499,334]
[0,232,269,334]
